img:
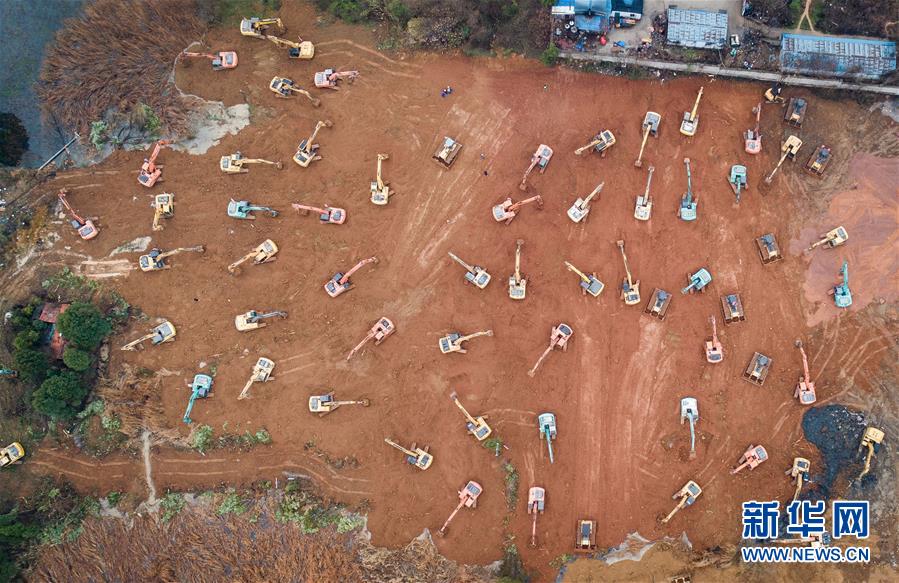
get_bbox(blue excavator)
[831,261,852,308]
[228,199,278,220]
[682,268,712,294]
[183,374,213,424]
[537,413,557,464]
[680,397,699,459]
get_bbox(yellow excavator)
[384,438,433,470]
[438,329,493,354]
[240,17,284,38]
[0,443,25,468]
[228,240,279,274]
[220,152,282,174]
[764,135,802,184]
[449,391,492,441]
[138,246,205,272]
[370,154,391,205]
[151,193,174,231]
[679,87,703,136]
[662,480,702,523]
[857,427,885,481]
[238,357,276,400]
[293,120,332,167]
[121,321,176,351]
[786,457,810,501]
[508,239,527,300]
[265,35,314,59]
[616,240,640,305]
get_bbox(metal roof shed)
[780,34,897,80]
[666,7,728,50]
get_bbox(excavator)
[151,193,174,231]
[519,144,553,190]
[756,233,782,264]
[448,252,491,289]
[786,458,811,501]
[183,374,212,424]
[265,34,314,59]
[567,182,604,223]
[0,443,24,468]
[0,369,17,379]
[528,324,573,378]
[678,157,698,221]
[794,340,817,404]
[138,140,171,188]
[830,260,852,308]
[574,130,616,157]
[644,289,672,320]
[121,321,176,351]
[634,112,660,167]
[438,481,483,537]
[508,239,527,300]
[240,17,284,38]
[537,412,557,464]
[565,261,604,297]
[325,257,378,297]
[680,397,699,459]
[220,152,282,174]
[806,145,831,176]
[681,268,712,295]
[731,444,769,474]
[235,310,287,331]
[764,135,802,184]
[58,189,99,240]
[785,97,807,127]
[743,352,772,385]
[721,293,745,324]
[492,195,543,224]
[764,83,785,104]
[228,239,279,274]
[634,167,654,221]
[180,50,238,71]
[228,199,278,220]
[661,481,701,524]
[439,330,493,355]
[433,136,462,169]
[384,437,434,470]
[575,520,597,552]
[269,76,321,106]
[292,203,346,225]
[806,226,848,252]
[527,487,545,547]
[857,427,885,481]
[729,165,747,203]
[679,86,703,137]
[308,392,370,416]
[744,103,762,154]
[237,357,276,400]
[138,246,205,272]
[449,391,491,441]
[314,68,359,90]
[346,317,395,361]
[616,240,640,305]
[370,154,392,205]
[293,120,333,167]
[704,316,723,363]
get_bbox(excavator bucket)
[644,288,672,320]
[742,352,772,386]
[721,293,745,324]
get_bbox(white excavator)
[121,321,176,351]
[634,166,654,221]
[764,135,802,184]
[679,86,703,137]
[566,182,604,223]
[265,34,314,59]
[151,193,174,231]
[448,252,491,289]
[508,239,527,300]
[661,481,702,523]
[806,226,848,252]
[138,246,205,272]
[237,357,276,400]
[616,240,640,305]
[269,76,321,106]
[574,130,616,157]
[492,195,543,224]
[234,310,288,331]
[449,391,492,441]
[308,392,370,416]
[438,329,493,354]
[519,144,553,190]
[370,154,392,205]
[228,240,278,274]
[634,112,661,167]
[220,152,282,174]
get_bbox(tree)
[13,348,48,384]
[56,302,110,351]
[12,330,39,352]
[0,113,29,167]
[62,347,92,372]
[31,372,87,419]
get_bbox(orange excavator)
[292,203,346,225]
[314,69,359,90]
[437,481,483,537]
[492,195,543,224]
[704,316,723,363]
[731,445,769,474]
[528,323,573,378]
[519,144,553,191]
[794,340,817,405]
[57,189,99,240]
[527,487,545,547]
[324,256,378,297]
[347,317,395,361]
[180,50,238,71]
[138,140,171,188]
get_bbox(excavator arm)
[689,87,704,121]
[376,154,388,189]
[514,240,523,282]
[574,139,601,156]
[634,124,651,167]
[121,332,155,351]
[564,261,590,284]
[339,257,378,284]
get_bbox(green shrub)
[89,121,108,150]
[191,425,214,453]
[62,347,92,372]
[13,348,49,384]
[13,329,40,351]
[217,492,247,516]
[160,493,184,522]
[540,44,560,66]
[386,0,410,25]
[329,0,370,22]
[254,429,271,445]
[57,302,110,350]
[31,371,88,419]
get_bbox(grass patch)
[105,492,122,507]
[503,462,519,511]
[160,493,185,522]
[550,553,575,569]
[216,491,247,516]
[191,424,214,454]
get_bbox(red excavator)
[704,316,723,363]
[324,257,378,297]
[794,340,817,404]
[528,487,545,547]
[138,140,171,187]
[180,50,238,71]
[519,145,553,191]
[731,444,768,474]
[57,189,99,240]
[437,481,482,537]
[528,323,573,378]
[314,69,359,90]
[347,317,395,360]
[492,195,543,224]
[292,203,346,225]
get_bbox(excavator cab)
[308,392,370,416]
[721,293,745,324]
[681,268,712,295]
[384,438,433,470]
[785,98,807,127]
[756,233,782,264]
[0,443,25,468]
[806,145,831,176]
[644,288,672,320]
[743,352,772,386]
[240,17,284,38]
[151,193,174,232]
[121,321,176,351]
[235,310,287,332]
[433,136,462,169]
[228,199,279,220]
[508,239,527,300]
[575,520,597,552]
[731,444,769,474]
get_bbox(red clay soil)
[21,3,898,579]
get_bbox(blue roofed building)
[666,6,728,50]
[780,34,897,80]
[552,0,613,34]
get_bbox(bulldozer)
[293,120,333,167]
[681,268,712,295]
[228,239,279,274]
[240,17,284,38]
[183,374,212,424]
[794,340,817,404]
[575,520,597,552]
[509,239,527,300]
[270,76,321,106]
[785,97,807,127]
[528,323,573,378]
[644,288,672,320]
[237,357,276,400]
[265,34,314,59]
[228,199,278,220]
[764,135,802,184]
[721,293,745,324]
[309,392,370,416]
[806,144,831,176]
[314,68,359,90]
[325,257,378,297]
[58,189,99,240]
[565,261,604,297]
[370,154,392,205]
[235,310,287,331]
[634,166,654,221]
[567,182,604,223]
[616,240,640,306]
[384,437,433,470]
[448,252,491,289]
[731,444,769,474]
[438,481,483,537]
[756,233,782,264]
[786,457,810,501]
[347,317,395,361]
[680,397,699,459]
[220,152,282,174]
[450,391,491,441]
[151,193,174,231]
[857,427,885,481]
[806,226,848,252]
[121,321,176,351]
[764,83,785,104]
[705,317,723,363]
[492,195,543,224]
[138,140,171,188]
[830,260,852,308]
[679,86,703,137]
[138,246,205,272]
[743,352,772,386]
[527,487,545,547]
[537,412,557,464]
[574,130,616,157]
[519,144,553,190]
[661,481,701,524]
[0,443,24,468]
[678,158,698,221]
[292,203,346,225]
[433,136,462,169]
[634,112,660,167]
[180,50,237,71]
[729,165,748,203]
[744,103,762,154]
[439,330,493,355]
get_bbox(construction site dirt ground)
[13,3,898,580]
